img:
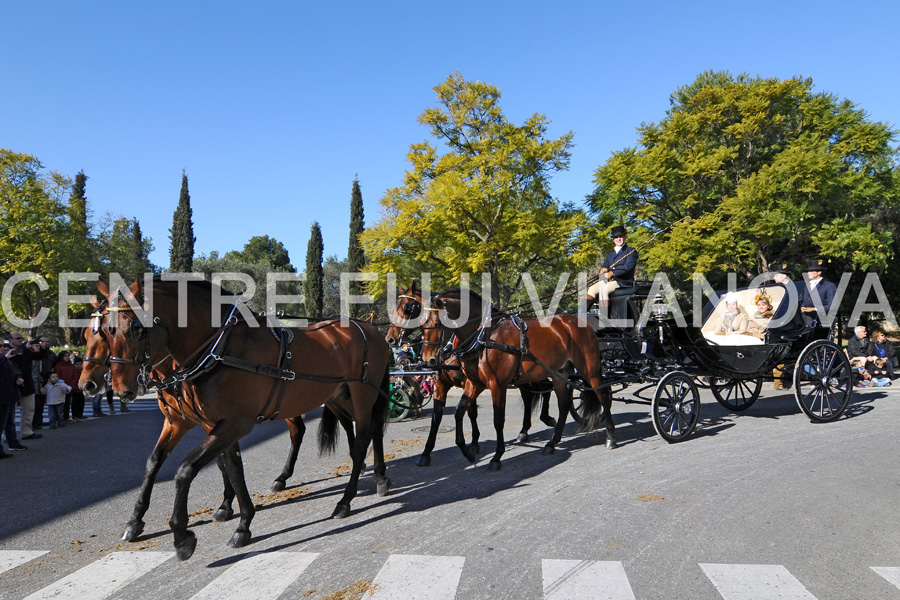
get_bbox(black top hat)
[772,261,790,275]
[610,225,627,238]
[807,258,826,271]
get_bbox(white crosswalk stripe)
[542,559,636,600]
[699,563,817,600]
[5,551,899,600]
[0,551,48,576]
[190,552,319,600]
[21,551,175,600]
[365,554,465,600]
[872,566,900,590]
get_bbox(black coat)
[9,347,46,396]
[847,335,874,359]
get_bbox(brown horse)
[420,288,613,470]
[387,286,557,466]
[93,276,392,560]
[79,320,340,544]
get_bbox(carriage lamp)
[651,294,669,320]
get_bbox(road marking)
[190,552,318,600]
[542,559,636,600]
[699,563,817,600]
[365,554,465,600]
[872,566,900,589]
[0,551,48,575]
[21,551,175,600]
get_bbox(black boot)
[576,297,596,314]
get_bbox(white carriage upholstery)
[701,286,786,346]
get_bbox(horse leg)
[332,411,374,519]
[487,386,507,471]
[169,423,247,561]
[539,390,556,427]
[467,401,481,454]
[517,389,534,443]
[218,442,255,549]
[271,416,306,492]
[123,417,192,542]
[601,387,617,449]
[213,453,236,521]
[542,382,572,455]
[417,381,448,467]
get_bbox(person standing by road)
[44,372,71,429]
[0,345,27,456]
[53,351,79,423]
[8,333,47,440]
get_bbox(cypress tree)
[169,171,195,272]
[69,170,88,232]
[131,219,149,273]
[347,177,365,315]
[305,221,324,318]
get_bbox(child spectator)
[870,358,892,387]
[44,372,71,429]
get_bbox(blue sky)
[3,1,897,270]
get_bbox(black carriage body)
[584,281,852,441]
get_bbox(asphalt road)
[1,382,899,599]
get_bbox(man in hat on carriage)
[800,258,837,326]
[581,225,638,314]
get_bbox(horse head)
[386,283,423,346]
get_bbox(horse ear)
[89,294,101,308]
[129,277,142,298]
[96,279,109,299]
[411,281,419,293]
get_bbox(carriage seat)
[608,285,636,322]
[701,285,787,346]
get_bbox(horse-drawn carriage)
[581,281,852,442]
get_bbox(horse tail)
[521,384,548,416]
[317,405,340,456]
[575,386,606,433]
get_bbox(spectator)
[0,344,27,455]
[871,330,896,380]
[7,332,47,440]
[53,351,79,423]
[70,353,87,419]
[34,336,57,429]
[31,345,46,431]
[396,342,416,366]
[870,359,892,387]
[44,372,71,429]
[847,326,877,369]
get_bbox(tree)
[192,251,302,315]
[169,171,195,272]
[97,215,155,278]
[347,178,365,316]
[0,149,74,331]
[360,72,592,306]
[588,71,899,287]
[305,222,324,317]
[225,235,293,271]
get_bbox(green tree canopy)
[361,72,593,305]
[225,235,294,272]
[588,71,899,286]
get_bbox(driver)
[581,225,638,314]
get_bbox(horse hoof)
[516,433,528,443]
[122,522,144,542]
[213,508,234,522]
[470,443,480,454]
[227,531,251,548]
[464,450,477,464]
[376,478,391,497]
[175,532,197,561]
[332,504,351,519]
[270,479,286,492]
[416,455,431,467]
[541,445,555,455]
[606,439,618,450]
[487,461,502,472]
[543,417,557,427]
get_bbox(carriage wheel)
[793,340,853,423]
[710,377,762,411]
[569,391,588,427]
[388,386,411,423]
[652,372,701,443]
